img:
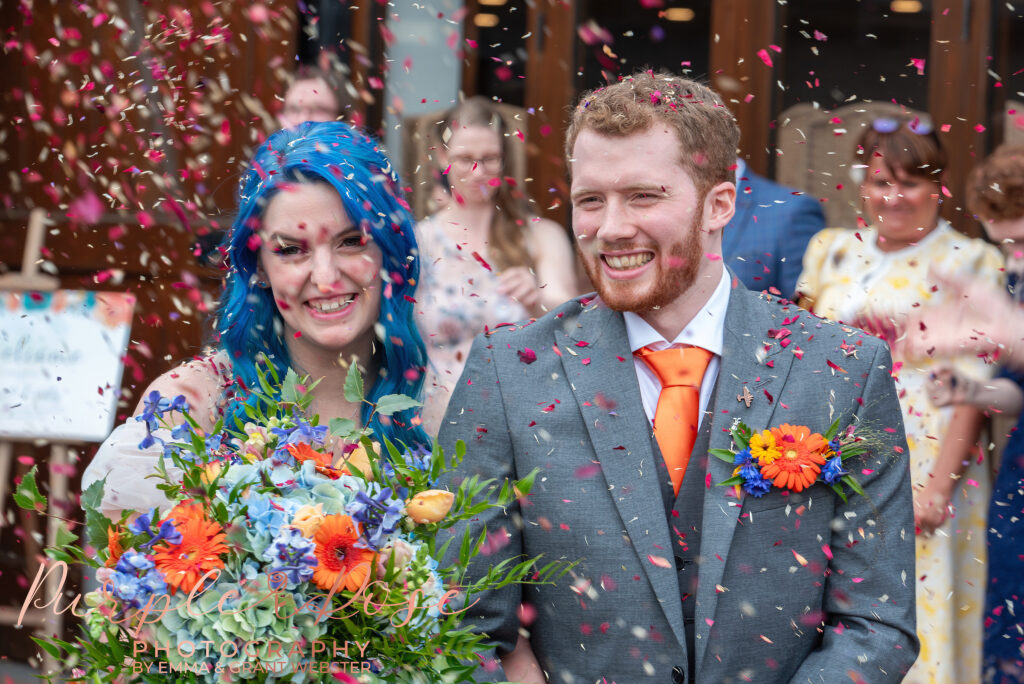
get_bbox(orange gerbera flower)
[759,424,829,492]
[312,514,376,593]
[105,525,124,568]
[162,500,206,528]
[289,442,341,479]
[152,515,228,595]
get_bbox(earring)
[256,279,269,289]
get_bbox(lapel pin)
[737,386,754,408]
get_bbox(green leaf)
[374,394,422,416]
[842,474,866,498]
[329,417,357,440]
[81,476,113,548]
[343,362,364,403]
[280,367,304,404]
[709,448,736,463]
[823,416,842,441]
[54,520,77,548]
[716,474,743,487]
[13,465,46,512]
[731,422,752,450]
[829,482,849,504]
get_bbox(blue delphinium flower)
[821,455,848,485]
[261,528,317,588]
[130,509,183,549]
[107,550,168,610]
[135,391,189,449]
[348,486,404,551]
[271,417,328,448]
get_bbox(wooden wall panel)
[929,0,993,237]
[709,0,778,175]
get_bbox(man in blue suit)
[722,159,824,300]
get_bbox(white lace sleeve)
[81,420,183,518]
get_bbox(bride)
[83,121,429,514]
[81,119,545,683]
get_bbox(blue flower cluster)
[261,528,317,588]
[136,391,188,449]
[129,509,182,549]
[348,486,404,550]
[106,550,168,610]
[733,448,773,498]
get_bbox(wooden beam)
[929,0,992,236]
[709,0,778,176]
[524,0,576,226]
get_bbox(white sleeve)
[81,420,183,518]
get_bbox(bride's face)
[257,182,382,359]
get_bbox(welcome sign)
[0,290,134,442]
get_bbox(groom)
[438,71,918,683]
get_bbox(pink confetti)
[910,58,926,75]
[648,554,672,569]
[517,348,537,364]
[472,251,492,270]
[974,124,986,132]
[813,30,827,41]
[821,544,833,560]
[757,49,773,67]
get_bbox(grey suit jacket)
[438,282,918,683]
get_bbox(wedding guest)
[796,116,1004,684]
[440,71,917,683]
[906,145,1024,683]
[723,157,825,299]
[83,121,428,514]
[278,64,350,129]
[415,96,578,434]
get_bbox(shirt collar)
[623,269,730,356]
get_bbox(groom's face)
[569,124,707,313]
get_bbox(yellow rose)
[290,503,325,538]
[334,442,377,480]
[406,490,455,524]
[199,461,223,485]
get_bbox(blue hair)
[215,121,429,450]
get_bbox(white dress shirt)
[623,269,731,429]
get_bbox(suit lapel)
[693,283,797,671]
[556,298,689,653]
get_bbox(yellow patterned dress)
[797,220,1004,683]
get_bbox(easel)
[0,208,70,676]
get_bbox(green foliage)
[13,465,46,512]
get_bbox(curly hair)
[215,121,428,449]
[565,70,739,195]
[967,145,1024,221]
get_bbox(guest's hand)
[901,270,1014,360]
[913,482,953,537]
[499,266,543,316]
[926,366,977,408]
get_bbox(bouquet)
[16,364,564,683]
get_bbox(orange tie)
[635,345,713,495]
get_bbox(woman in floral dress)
[797,116,1004,683]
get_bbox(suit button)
[672,665,686,683]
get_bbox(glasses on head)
[871,116,934,136]
[448,154,503,173]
